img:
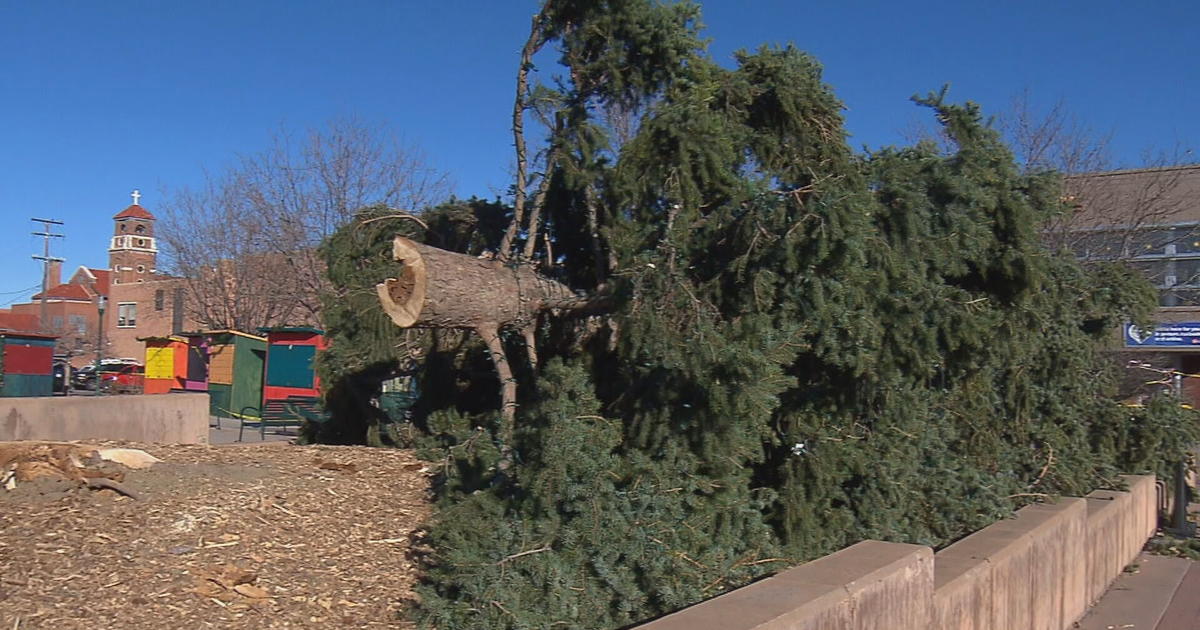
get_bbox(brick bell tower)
[109,189,158,285]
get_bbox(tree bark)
[376,237,584,332]
[476,322,517,446]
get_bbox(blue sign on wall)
[1125,322,1200,347]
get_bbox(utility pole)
[31,218,65,333]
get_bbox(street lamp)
[94,296,107,395]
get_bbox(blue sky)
[1,1,1196,305]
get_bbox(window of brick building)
[155,289,164,311]
[117,302,137,328]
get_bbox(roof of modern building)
[1063,164,1200,230]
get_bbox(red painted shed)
[0,332,57,397]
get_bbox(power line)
[0,283,42,296]
[0,284,44,307]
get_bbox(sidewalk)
[207,416,297,445]
[1077,551,1197,630]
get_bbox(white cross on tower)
[131,189,141,205]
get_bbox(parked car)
[71,364,97,390]
[100,363,144,394]
[72,359,141,391]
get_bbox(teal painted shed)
[258,327,326,402]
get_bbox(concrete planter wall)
[0,392,209,444]
[636,475,1156,630]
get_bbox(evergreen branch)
[731,557,789,568]
[490,600,516,618]
[1030,445,1055,488]
[674,551,707,570]
[357,211,428,231]
[498,545,552,565]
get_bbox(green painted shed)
[204,330,267,418]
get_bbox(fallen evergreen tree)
[315,2,1198,628]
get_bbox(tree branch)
[500,13,546,262]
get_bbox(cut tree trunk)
[375,236,588,444]
[376,237,585,332]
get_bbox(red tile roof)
[0,311,41,333]
[31,283,94,301]
[113,204,154,220]
[88,268,111,296]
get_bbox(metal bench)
[227,396,329,441]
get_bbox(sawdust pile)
[0,441,432,629]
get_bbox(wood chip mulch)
[0,441,433,629]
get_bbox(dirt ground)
[0,441,432,629]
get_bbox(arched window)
[135,225,146,234]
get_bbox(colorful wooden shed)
[0,332,57,397]
[140,336,188,394]
[179,332,210,392]
[204,330,267,418]
[259,327,326,402]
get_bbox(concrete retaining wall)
[0,393,209,444]
[1083,475,1156,605]
[932,498,1088,630]
[636,541,933,630]
[634,476,1157,630]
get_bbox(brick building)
[0,310,40,335]
[12,192,200,366]
[11,264,112,366]
[102,195,195,360]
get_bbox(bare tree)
[158,176,307,330]
[995,91,1193,263]
[999,89,1114,175]
[158,118,450,330]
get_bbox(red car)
[100,363,145,393]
